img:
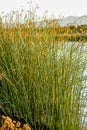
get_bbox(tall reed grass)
[0,9,87,130]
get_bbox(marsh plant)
[0,9,87,130]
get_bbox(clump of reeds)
[0,8,87,130]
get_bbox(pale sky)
[0,0,87,18]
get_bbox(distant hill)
[35,16,87,28]
[58,16,87,26]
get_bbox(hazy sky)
[0,0,87,18]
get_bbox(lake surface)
[64,42,87,126]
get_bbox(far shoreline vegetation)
[0,12,87,42]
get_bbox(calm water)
[64,42,87,125]
[82,43,87,124]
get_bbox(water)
[80,42,87,127]
[56,41,87,127]
[81,87,87,124]
[62,42,87,126]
